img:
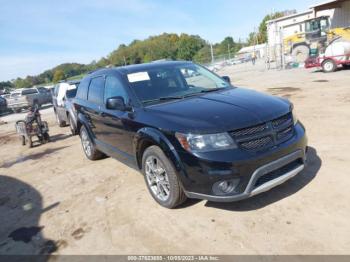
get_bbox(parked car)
[0,96,7,114]
[74,61,307,208]
[52,81,79,134]
[6,87,52,113]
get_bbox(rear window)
[87,77,105,105]
[37,87,49,93]
[66,88,77,98]
[76,78,90,100]
[22,89,38,95]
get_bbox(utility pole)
[210,43,214,64]
[123,56,126,66]
[228,43,231,60]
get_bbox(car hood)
[142,87,291,134]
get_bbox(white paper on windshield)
[127,72,150,83]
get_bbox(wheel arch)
[77,113,94,142]
[134,128,184,174]
[292,42,310,50]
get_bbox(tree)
[53,70,65,83]
[177,34,206,60]
[0,81,13,90]
[247,11,293,45]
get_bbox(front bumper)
[176,123,307,202]
[184,149,305,202]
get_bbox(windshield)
[127,63,230,104]
[305,18,329,33]
[10,92,20,98]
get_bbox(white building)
[237,43,267,59]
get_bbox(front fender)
[134,127,185,175]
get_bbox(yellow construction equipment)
[284,16,350,63]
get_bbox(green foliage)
[0,81,14,90]
[176,34,206,60]
[247,11,292,45]
[53,70,66,83]
[13,78,31,89]
[107,33,205,66]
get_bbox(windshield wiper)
[200,87,225,93]
[143,96,184,104]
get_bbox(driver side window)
[104,76,128,104]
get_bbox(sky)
[0,0,318,81]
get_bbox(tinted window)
[76,78,90,100]
[104,76,128,103]
[66,89,77,98]
[37,87,48,93]
[88,77,105,104]
[22,89,38,95]
[53,85,59,96]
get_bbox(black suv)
[74,61,307,208]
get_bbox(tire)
[343,64,350,70]
[142,146,187,209]
[42,133,50,143]
[33,100,40,109]
[292,45,310,63]
[27,137,33,148]
[79,126,104,160]
[68,114,77,135]
[55,111,66,127]
[322,59,337,73]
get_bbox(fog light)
[213,179,240,195]
[218,181,231,193]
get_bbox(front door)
[98,75,134,155]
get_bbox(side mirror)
[106,96,127,111]
[222,76,231,84]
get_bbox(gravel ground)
[0,62,350,255]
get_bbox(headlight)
[292,111,298,125]
[290,103,298,125]
[175,132,237,153]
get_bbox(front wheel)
[142,146,187,209]
[322,59,337,73]
[55,111,66,127]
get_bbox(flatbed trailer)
[305,53,350,73]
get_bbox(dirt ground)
[1,62,350,255]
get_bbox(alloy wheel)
[145,156,171,202]
[81,130,92,157]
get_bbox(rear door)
[98,75,134,155]
[85,76,105,141]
